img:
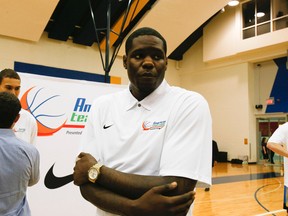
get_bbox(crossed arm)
[73,152,196,216]
[267,142,288,157]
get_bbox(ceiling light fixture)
[256,12,265,17]
[228,0,239,6]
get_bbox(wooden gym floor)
[193,162,287,216]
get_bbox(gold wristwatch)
[88,163,103,183]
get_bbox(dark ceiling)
[44,0,217,62]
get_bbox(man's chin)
[139,85,156,94]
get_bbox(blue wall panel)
[266,57,288,113]
[14,62,109,83]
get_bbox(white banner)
[18,72,125,216]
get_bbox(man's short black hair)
[0,69,20,84]
[125,27,167,55]
[0,92,21,128]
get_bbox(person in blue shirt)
[0,92,40,216]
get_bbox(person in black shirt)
[205,140,219,191]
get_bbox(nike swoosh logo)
[103,124,113,129]
[44,163,74,189]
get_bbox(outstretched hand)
[128,182,195,216]
[73,152,97,186]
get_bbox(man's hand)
[73,152,97,186]
[128,182,195,216]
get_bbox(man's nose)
[9,89,17,96]
[142,56,154,68]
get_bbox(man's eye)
[154,55,160,60]
[134,54,142,59]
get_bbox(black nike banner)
[44,164,74,189]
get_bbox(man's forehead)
[1,77,21,86]
[130,36,165,51]
[133,35,163,44]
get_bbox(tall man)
[0,69,38,144]
[73,27,212,216]
[0,92,40,215]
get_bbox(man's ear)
[14,114,20,123]
[11,114,20,129]
[164,57,168,71]
[123,55,127,69]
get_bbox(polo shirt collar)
[0,129,15,136]
[125,79,170,111]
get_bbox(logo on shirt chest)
[142,121,166,130]
[103,124,113,129]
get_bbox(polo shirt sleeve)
[29,116,38,145]
[268,123,288,145]
[80,100,101,158]
[159,92,212,185]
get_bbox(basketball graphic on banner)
[20,87,68,136]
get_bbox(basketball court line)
[193,163,285,215]
[212,172,282,184]
[254,209,286,216]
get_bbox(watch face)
[89,168,98,180]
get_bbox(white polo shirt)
[13,109,37,145]
[268,122,288,186]
[81,79,212,216]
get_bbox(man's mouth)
[141,71,155,77]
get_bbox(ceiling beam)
[0,0,59,42]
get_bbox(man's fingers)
[191,191,196,200]
[168,191,194,206]
[75,156,81,163]
[173,201,193,216]
[78,152,87,158]
[152,182,178,194]
[76,152,91,163]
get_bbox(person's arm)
[73,153,195,215]
[262,145,267,154]
[267,142,288,157]
[80,181,194,216]
[100,167,195,199]
[267,123,288,158]
[74,152,196,199]
[28,147,40,186]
